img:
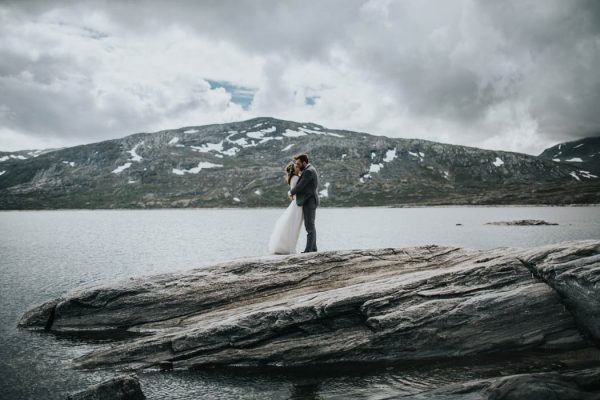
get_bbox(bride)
[268,161,304,254]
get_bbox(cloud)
[0,5,256,148]
[0,0,599,154]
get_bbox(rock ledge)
[19,241,600,371]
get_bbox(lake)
[1,206,599,399]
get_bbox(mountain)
[0,117,599,209]
[539,135,600,176]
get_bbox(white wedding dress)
[268,175,304,254]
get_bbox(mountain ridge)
[1,117,599,209]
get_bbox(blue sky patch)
[207,80,255,110]
[305,96,319,106]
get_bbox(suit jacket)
[290,164,319,207]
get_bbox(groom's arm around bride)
[289,168,317,205]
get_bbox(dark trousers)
[302,197,317,252]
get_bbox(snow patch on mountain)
[172,162,223,175]
[191,142,224,153]
[383,148,397,162]
[283,129,307,138]
[112,163,132,174]
[359,173,372,183]
[282,126,343,138]
[113,141,144,173]
[246,126,276,139]
[127,142,143,162]
[27,150,46,158]
[227,135,249,146]
[579,170,598,179]
[319,182,330,198]
[0,155,27,161]
[369,163,383,173]
[408,151,424,161]
[221,147,240,156]
[492,157,504,167]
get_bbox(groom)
[289,153,319,252]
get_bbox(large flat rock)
[18,241,600,371]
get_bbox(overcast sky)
[1,0,599,154]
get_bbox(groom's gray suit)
[289,163,319,252]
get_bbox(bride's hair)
[285,162,296,185]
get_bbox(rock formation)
[485,219,559,226]
[18,241,600,372]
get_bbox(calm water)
[1,206,599,399]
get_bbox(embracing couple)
[268,153,319,254]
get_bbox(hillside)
[0,118,599,209]
[539,135,600,176]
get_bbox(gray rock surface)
[65,374,145,400]
[18,241,600,371]
[518,243,600,344]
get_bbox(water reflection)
[289,381,320,399]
